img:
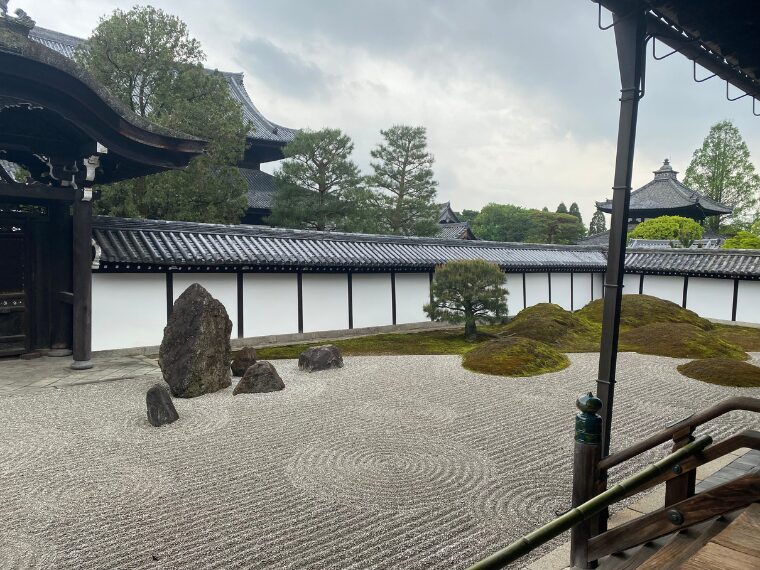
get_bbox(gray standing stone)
[146,383,179,427]
[298,345,344,372]
[159,283,232,398]
[231,346,257,376]
[233,361,285,395]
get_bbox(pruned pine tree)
[76,6,249,223]
[424,260,508,340]
[366,125,439,236]
[268,129,363,231]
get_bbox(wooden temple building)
[436,202,477,240]
[28,26,298,226]
[0,9,206,367]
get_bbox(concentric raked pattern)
[1,353,759,569]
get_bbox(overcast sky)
[33,0,760,224]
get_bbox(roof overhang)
[597,0,760,102]
[0,15,207,186]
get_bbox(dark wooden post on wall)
[570,392,603,569]
[71,197,93,369]
[48,203,73,356]
[596,9,647,464]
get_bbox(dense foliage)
[628,215,703,247]
[722,230,760,250]
[684,120,760,231]
[588,210,606,235]
[364,125,439,236]
[471,203,585,244]
[424,260,508,339]
[76,6,249,223]
[267,129,363,231]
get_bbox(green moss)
[577,295,713,331]
[462,337,570,377]
[619,323,748,360]
[251,330,480,360]
[677,358,760,387]
[497,303,601,352]
[712,325,760,352]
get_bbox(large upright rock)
[298,345,344,372]
[159,283,232,398]
[233,361,285,395]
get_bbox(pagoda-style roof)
[0,13,206,185]
[28,26,298,165]
[595,159,732,220]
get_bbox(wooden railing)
[465,395,760,570]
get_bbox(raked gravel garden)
[2,350,760,570]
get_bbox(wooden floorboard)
[678,541,760,570]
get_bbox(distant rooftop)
[596,159,732,220]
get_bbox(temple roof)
[596,159,732,219]
[239,168,277,210]
[28,26,298,150]
[435,222,476,240]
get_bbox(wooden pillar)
[391,271,397,325]
[347,272,353,329]
[570,392,603,569]
[71,198,93,369]
[49,202,72,356]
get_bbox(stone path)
[0,353,759,569]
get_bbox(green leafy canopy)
[76,6,249,223]
[629,215,703,247]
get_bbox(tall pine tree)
[366,125,439,236]
[569,202,583,227]
[684,120,760,231]
[556,202,568,214]
[589,210,607,235]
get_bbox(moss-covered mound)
[619,323,748,360]
[498,303,601,352]
[677,358,760,387]
[577,294,713,331]
[462,337,570,377]
[712,325,760,352]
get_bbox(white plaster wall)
[641,275,684,306]
[623,273,641,295]
[174,274,238,337]
[550,273,572,310]
[524,273,550,307]
[573,273,593,310]
[736,280,760,324]
[243,273,298,336]
[686,277,734,321]
[352,273,393,328]
[504,273,524,316]
[592,273,604,300]
[395,273,430,324]
[92,273,166,351]
[302,273,349,332]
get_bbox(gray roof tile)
[239,168,277,209]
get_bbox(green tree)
[472,203,534,242]
[722,230,760,250]
[569,202,583,227]
[365,125,439,236]
[556,202,568,214]
[424,260,508,340]
[268,129,362,231]
[457,209,480,224]
[629,215,703,247]
[589,210,607,235]
[526,210,586,244]
[76,6,249,223]
[683,120,760,231]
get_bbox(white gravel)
[1,353,759,569]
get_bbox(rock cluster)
[159,283,232,398]
[233,361,285,395]
[298,345,344,372]
[231,346,257,376]
[146,383,179,427]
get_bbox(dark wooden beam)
[237,272,244,338]
[732,279,739,321]
[166,272,174,321]
[391,271,397,325]
[682,276,689,308]
[297,270,303,334]
[347,272,353,329]
[71,198,92,369]
[0,182,78,202]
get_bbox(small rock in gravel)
[298,345,344,372]
[146,384,179,427]
[231,347,257,376]
[233,361,285,395]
